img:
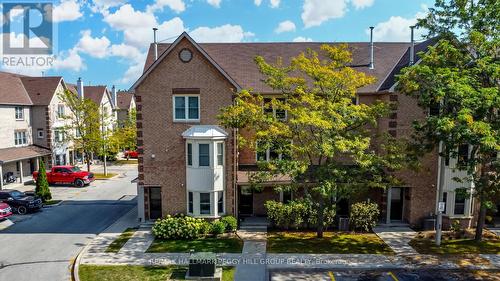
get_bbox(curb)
[42,200,63,208]
[71,207,138,281]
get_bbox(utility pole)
[101,104,108,176]
[436,141,446,246]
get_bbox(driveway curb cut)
[42,200,63,208]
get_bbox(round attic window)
[179,48,193,63]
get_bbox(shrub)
[211,220,226,236]
[265,199,334,230]
[450,219,462,233]
[152,215,206,240]
[349,201,379,232]
[35,160,52,202]
[221,216,238,232]
[199,220,212,236]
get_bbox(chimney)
[409,26,415,66]
[77,77,84,99]
[153,27,158,61]
[369,26,374,69]
[111,85,117,108]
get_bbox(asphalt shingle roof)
[143,41,429,93]
[20,76,62,105]
[0,71,32,105]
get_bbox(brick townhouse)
[130,32,476,228]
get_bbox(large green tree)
[110,108,137,155]
[59,90,102,172]
[219,45,410,237]
[397,0,499,240]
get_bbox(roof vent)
[369,26,374,70]
[409,26,415,66]
[153,27,158,61]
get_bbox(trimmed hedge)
[265,199,336,230]
[152,214,238,240]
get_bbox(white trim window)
[54,130,65,142]
[217,191,224,215]
[187,143,193,166]
[188,192,194,213]
[256,141,290,162]
[173,95,200,121]
[14,131,27,146]
[263,97,287,120]
[57,104,65,119]
[216,142,224,166]
[15,106,24,120]
[198,143,210,167]
[199,192,211,215]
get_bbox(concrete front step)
[240,226,268,231]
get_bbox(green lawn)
[79,265,235,281]
[147,236,243,253]
[267,231,394,254]
[105,228,138,253]
[93,173,118,179]
[410,238,500,255]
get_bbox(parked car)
[0,202,13,219]
[0,190,42,215]
[33,165,94,187]
[124,150,138,159]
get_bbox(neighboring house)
[0,72,51,189]
[130,32,475,229]
[21,76,75,166]
[116,91,136,127]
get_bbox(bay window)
[199,144,210,166]
[187,143,193,166]
[188,192,193,213]
[217,143,224,166]
[200,193,211,215]
[217,191,224,214]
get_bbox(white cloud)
[190,24,254,43]
[52,0,83,22]
[370,8,427,41]
[75,30,111,58]
[270,0,280,8]
[104,5,185,48]
[207,0,222,8]
[293,36,313,42]
[302,0,348,28]
[275,20,296,33]
[146,0,186,13]
[119,52,147,84]
[109,44,143,61]
[53,48,85,72]
[90,0,127,13]
[254,0,263,6]
[351,0,374,9]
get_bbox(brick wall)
[136,38,237,218]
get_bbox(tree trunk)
[317,198,324,238]
[475,197,487,241]
[86,153,91,172]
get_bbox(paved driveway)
[271,269,500,281]
[0,164,138,281]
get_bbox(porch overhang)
[237,170,292,185]
[0,145,51,164]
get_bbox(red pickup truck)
[33,166,94,187]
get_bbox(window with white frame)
[263,97,287,120]
[14,131,27,146]
[187,143,193,166]
[15,106,24,120]
[173,95,199,121]
[256,141,290,162]
[454,195,466,215]
[217,191,224,214]
[188,192,194,213]
[37,129,44,139]
[54,130,65,142]
[198,143,210,167]
[217,142,224,166]
[200,193,211,215]
[57,104,65,119]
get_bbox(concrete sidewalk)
[373,226,418,255]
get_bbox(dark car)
[0,189,42,215]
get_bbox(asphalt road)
[0,164,138,281]
[271,269,500,281]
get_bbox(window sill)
[446,215,473,219]
[173,119,200,123]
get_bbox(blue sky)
[0,0,435,90]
